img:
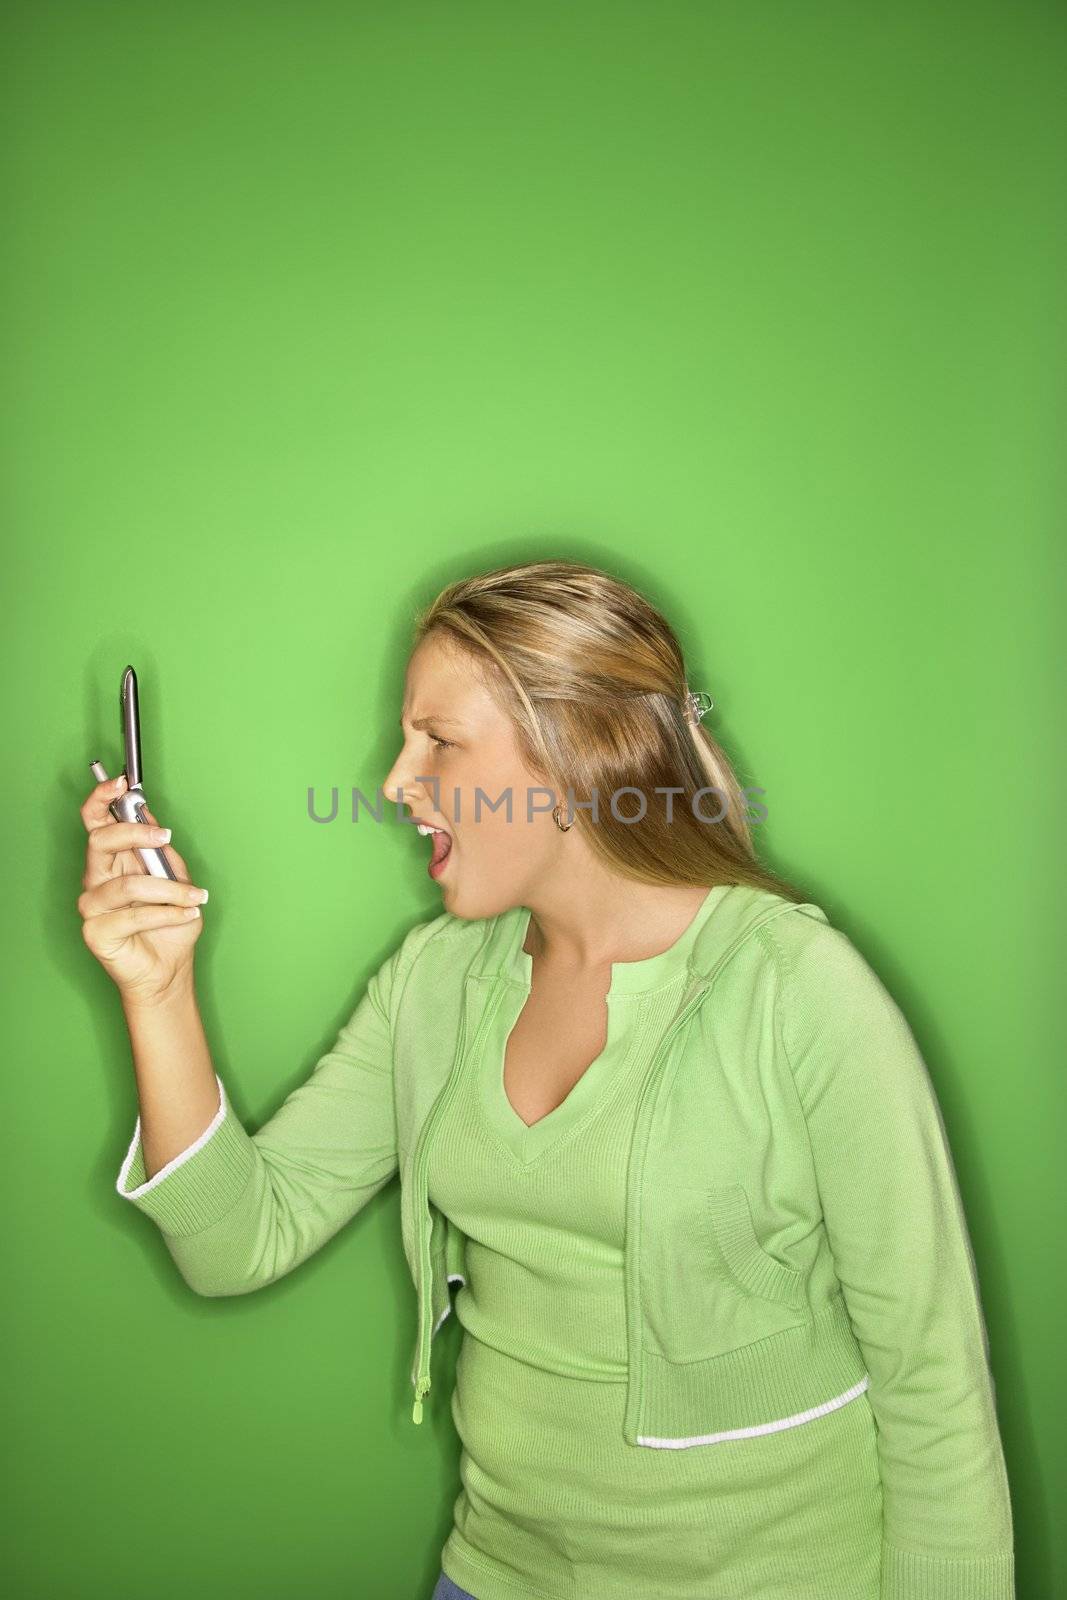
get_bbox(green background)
[3,2,1062,1596]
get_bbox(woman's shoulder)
[753,892,886,989]
[689,882,841,986]
[752,894,919,1066]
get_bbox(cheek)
[452,759,537,832]
[460,785,553,861]
[467,803,520,851]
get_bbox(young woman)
[81,561,1015,1600]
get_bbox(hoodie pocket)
[706,1183,807,1311]
[640,1180,808,1364]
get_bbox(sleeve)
[114,933,412,1298]
[776,921,1015,1600]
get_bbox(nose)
[382,750,430,813]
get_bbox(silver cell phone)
[89,665,178,880]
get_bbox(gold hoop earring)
[552,804,573,833]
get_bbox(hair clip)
[684,689,714,723]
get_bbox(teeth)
[416,822,443,835]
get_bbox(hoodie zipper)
[626,906,803,1199]
[622,902,809,1442]
[620,977,711,1436]
[410,982,503,1424]
[630,980,711,1159]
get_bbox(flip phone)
[89,665,178,880]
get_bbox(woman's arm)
[115,934,417,1298]
[771,919,1015,1600]
[120,977,222,1181]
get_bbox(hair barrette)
[684,688,714,723]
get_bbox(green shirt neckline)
[483,885,727,1162]
[501,882,729,995]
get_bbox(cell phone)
[89,665,178,880]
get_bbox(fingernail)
[156,828,171,843]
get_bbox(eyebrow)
[399,714,465,730]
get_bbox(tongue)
[430,831,452,868]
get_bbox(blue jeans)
[431,1573,478,1600]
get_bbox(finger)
[81,901,203,951]
[138,805,191,879]
[87,819,173,859]
[80,773,129,833]
[84,819,177,889]
[79,874,208,919]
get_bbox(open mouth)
[416,821,454,878]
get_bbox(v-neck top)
[423,884,884,1599]
[427,886,724,1373]
[484,885,727,1164]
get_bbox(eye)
[428,733,455,750]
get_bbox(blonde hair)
[414,560,808,903]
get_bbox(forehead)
[402,634,499,723]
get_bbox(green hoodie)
[116,883,1015,1599]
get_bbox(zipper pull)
[412,1376,430,1425]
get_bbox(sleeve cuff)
[882,1538,1015,1600]
[115,1074,258,1238]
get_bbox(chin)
[441,881,522,923]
